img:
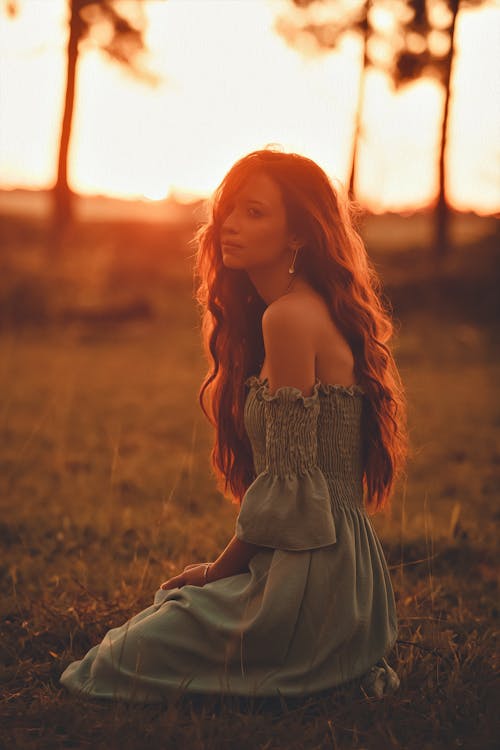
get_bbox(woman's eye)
[247,207,262,217]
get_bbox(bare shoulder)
[262,291,321,325]
[261,291,321,394]
[262,289,329,337]
[260,289,354,393]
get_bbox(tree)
[392,0,488,257]
[277,0,489,258]
[4,0,162,253]
[275,0,378,198]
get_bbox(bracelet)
[203,562,212,584]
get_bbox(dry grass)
[0,213,498,749]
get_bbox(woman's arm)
[207,535,263,583]
[160,535,264,590]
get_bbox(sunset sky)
[0,0,499,214]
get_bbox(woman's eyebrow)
[243,198,267,207]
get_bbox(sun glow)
[0,0,498,213]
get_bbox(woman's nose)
[221,206,238,233]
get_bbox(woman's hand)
[160,562,212,590]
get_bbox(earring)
[288,245,300,274]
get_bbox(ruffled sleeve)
[235,378,337,551]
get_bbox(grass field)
[0,212,498,749]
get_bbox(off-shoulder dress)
[59,375,400,702]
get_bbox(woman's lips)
[222,242,244,250]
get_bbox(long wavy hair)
[193,148,408,514]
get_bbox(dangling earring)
[289,245,300,274]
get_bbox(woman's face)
[219,171,293,272]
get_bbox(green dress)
[60,375,399,702]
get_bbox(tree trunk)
[435,0,460,259]
[348,2,370,199]
[49,0,82,254]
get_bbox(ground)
[0,210,498,749]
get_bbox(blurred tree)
[3,0,162,254]
[392,0,488,257]
[276,0,487,258]
[275,0,376,199]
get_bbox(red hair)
[193,148,408,514]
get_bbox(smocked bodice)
[244,375,366,515]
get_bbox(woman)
[60,148,408,703]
